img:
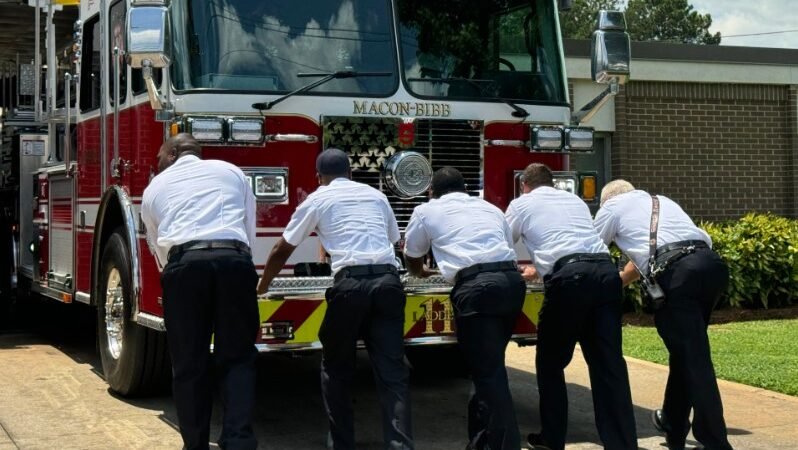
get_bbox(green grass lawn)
[622,319,798,396]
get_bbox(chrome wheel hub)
[105,268,125,360]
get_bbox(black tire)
[0,219,13,326]
[97,229,170,397]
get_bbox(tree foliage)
[559,0,621,40]
[625,0,721,44]
[559,0,721,45]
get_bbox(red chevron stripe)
[267,299,324,331]
[513,311,536,334]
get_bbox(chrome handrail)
[263,275,543,299]
[265,133,319,143]
[64,72,73,177]
[111,46,121,178]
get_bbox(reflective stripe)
[255,292,544,348]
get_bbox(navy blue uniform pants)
[161,248,259,450]
[451,269,525,450]
[654,248,732,450]
[319,272,413,450]
[537,260,637,450]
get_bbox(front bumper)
[254,275,544,352]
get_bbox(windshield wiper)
[407,77,529,118]
[252,71,392,111]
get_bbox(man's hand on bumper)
[520,265,540,282]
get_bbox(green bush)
[608,245,645,311]
[702,213,798,309]
[612,213,798,310]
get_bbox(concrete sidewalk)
[0,334,183,449]
[0,329,796,449]
[505,344,798,449]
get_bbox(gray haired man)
[594,180,732,450]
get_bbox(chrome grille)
[350,119,482,230]
[322,117,483,230]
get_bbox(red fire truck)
[0,0,629,395]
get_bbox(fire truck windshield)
[171,0,398,95]
[397,0,567,105]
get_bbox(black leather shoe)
[652,410,693,449]
[663,442,697,450]
[651,409,668,433]
[526,433,553,449]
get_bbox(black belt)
[167,239,251,260]
[654,240,709,267]
[455,260,517,284]
[656,240,709,257]
[552,252,612,274]
[334,264,398,282]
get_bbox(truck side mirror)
[590,10,630,85]
[559,0,573,11]
[126,5,170,69]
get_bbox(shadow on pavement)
[506,364,668,449]
[0,295,97,371]
[728,428,753,436]
[0,296,740,449]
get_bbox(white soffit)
[566,57,798,85]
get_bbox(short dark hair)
[521,163,553,189]
[431,166,466,198]
[167,133,201,157]
[316,148,351,177]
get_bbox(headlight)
[530,126,563,151]
[243,169,289,203]
[255,174,286,199]
[552,172,578,194]
[186,117,224,142]
[383,151,433,198]
[229,118,264,143]
[564,127,594,151]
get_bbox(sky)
[690,0,798,49]
[620,0,798,49]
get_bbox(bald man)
[142,133,258,450]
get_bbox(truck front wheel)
[97,230,170,397]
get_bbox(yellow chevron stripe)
[404,295,450,334]
[258,299,284,323]
[292,301,327,343]
[523,292,545,325]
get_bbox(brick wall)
[612,81,796,221]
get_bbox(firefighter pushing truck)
[0,0,629,395]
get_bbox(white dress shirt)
[404,192,517,283]
[283,178,400,274]
[141,155,256,267]
[505,186,608,277]
[594,190,711,273]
